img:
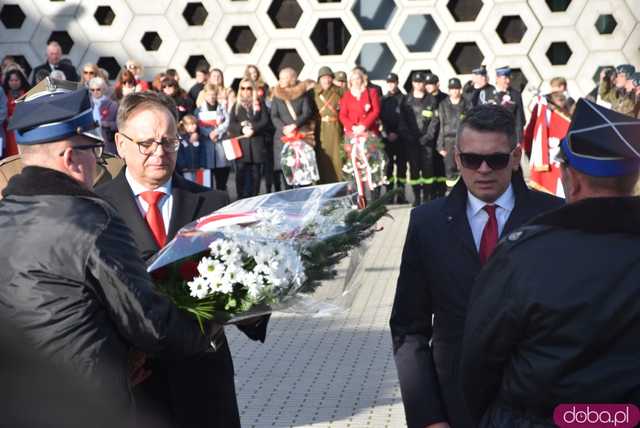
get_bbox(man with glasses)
[97,91,267,428]
[461,99,640,426]
[0,81,217,423]
[390,104,563,428]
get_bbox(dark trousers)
[273,170,288,192]
[134,338,241,428]
[236,162,262,199]
[263,143,275,193]
[213,167,231,191]
[433,152,447,198]
[384,138,408,187]
[407,144,434,205]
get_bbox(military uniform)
[400,73,440,205]
[599,78,636,117]
[380,73,407,203]
[461,99,640,427]
[437,79,471,186]
[426,74,449,197]
[313,67,345,184]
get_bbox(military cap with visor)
[557,98,640,177]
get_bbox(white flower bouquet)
[147,183,392,328]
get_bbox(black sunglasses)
[458,151,512,170]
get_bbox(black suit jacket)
[32,62,80,85]
[390,172,564,428]
[96,170,268,427]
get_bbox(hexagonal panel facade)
[352,0,397,30]
[399,15,440,53]
[0,0,633,110]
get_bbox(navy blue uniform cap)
[496,66,512,77]
[8,78,98,145]
[560,98,640,177]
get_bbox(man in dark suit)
[31,41,79,85]
[390,104,563,428]
[96,91,267,428]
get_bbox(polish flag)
[195,169,211,188]
[222,138,243,161]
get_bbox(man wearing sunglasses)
[391,104,563,428]
[0,81,218,422]
[461,99,640,427]
[97,91,268,428]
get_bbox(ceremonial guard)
[400,72,440,206]
[461,99,640,426]
[599,64,637,117]
[487,66,526,143]
[313,66,345,183]
[380,73,407,203]
[464,65,495,106]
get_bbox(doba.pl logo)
[554,404,640,427]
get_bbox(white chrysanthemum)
[187,276,210,299]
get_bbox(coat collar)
[443,171,532,258]
[530,196,640,235]
[2,166,96,198]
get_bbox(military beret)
[559,98,640,177]
[8,78,98,145]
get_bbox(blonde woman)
[195,83,230,189]
[243,64,269,100]
[80,63,101,87]
[338,67,381,136]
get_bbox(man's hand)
[128,350,151,387]
[425,423,450,428]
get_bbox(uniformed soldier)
[437,77,471,188]
[464,65,495,107]
[380,73,408,204]
[313,66,345,183]
[599,64,637,117]
[461,98,640,427]
[400,71,440,206]
[425,73,448,197]
[488,66,526,144]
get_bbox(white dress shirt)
[125,169,173,235]
[466,184,515,251]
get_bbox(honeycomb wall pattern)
[0,0,637,108]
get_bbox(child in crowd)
[176,114,202,183]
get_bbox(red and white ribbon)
[196,212,258,231]
[349,133,374,208]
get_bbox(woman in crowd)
[2,68,30,158]
[161,77,194,120]
[125,60,149,92]
[80,63,101,87]
[113,70,138,102]
[197,68,235,109]
[228,78,269,198]
[244,65,269,101]
[195,83,231,190]
[151,72,166,93]
[89,76,118,154]
[339,68,381,137]
[270,67,314,191]
[176,114,203,183]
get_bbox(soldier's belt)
[321,116,338,122]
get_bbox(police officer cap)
[8,78,100,146]
[386,73,399,83]
[317,66,334,79]
[334,71,347,82]
[615,64,635,76]
[412,72,426,83]
[425,73,439,84]
[448,77,462,89]
[496,66,512,77]
[472,65,487,76]
[559,98,640,177]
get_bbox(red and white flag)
[527,96,571,197]
[195,169,211,188]
[222,138,243,161]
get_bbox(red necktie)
[479,205,498,265]
[140,191,167,247]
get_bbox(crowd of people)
[1,39,640,428]
[5,41,638,206]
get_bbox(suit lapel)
[168,175,202,240]
[109,171,160,258]
[502,173,531,237]
[444,181,478,259]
